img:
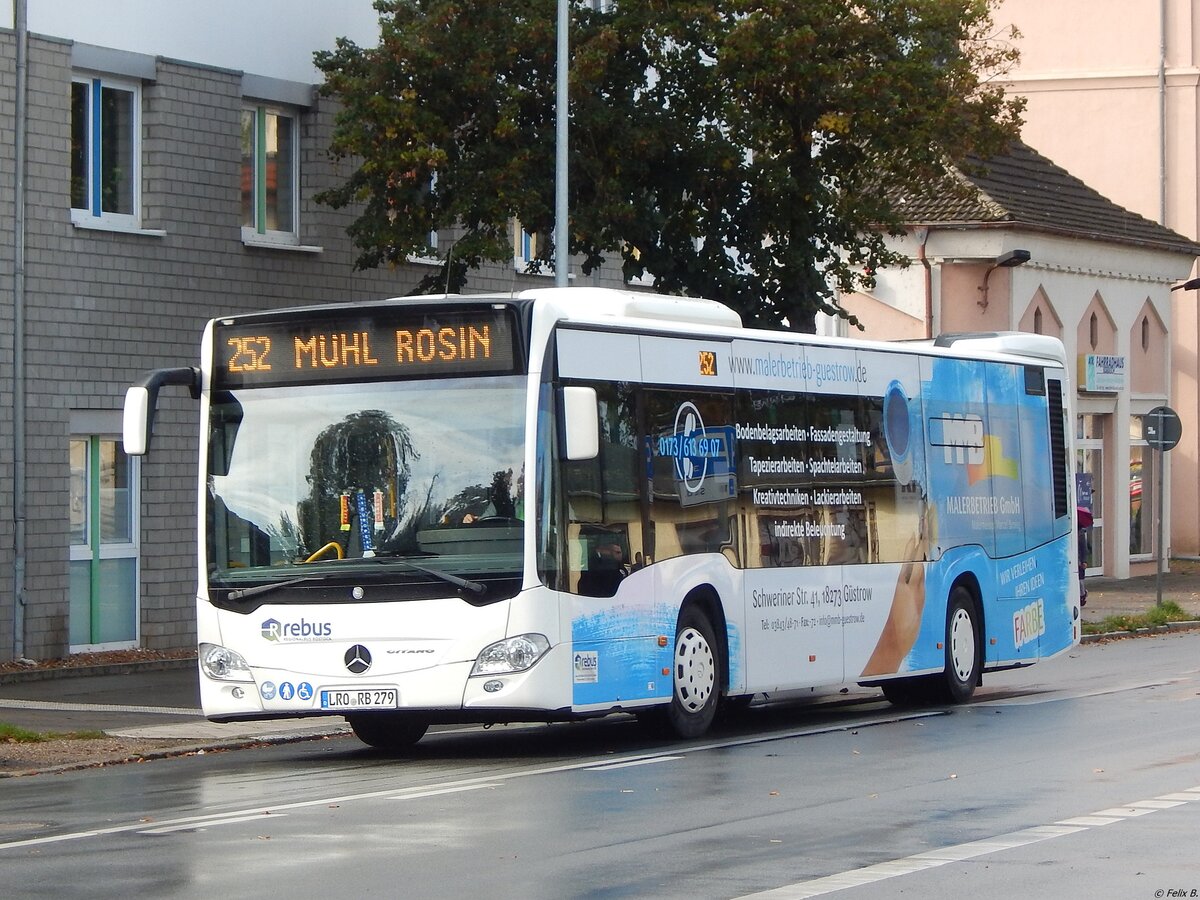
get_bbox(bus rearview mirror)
[561,386,599,461]
[123,387,151,456]
[122,366,202,456]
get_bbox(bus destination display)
[213,307,519,389]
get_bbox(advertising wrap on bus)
[560,330,1073,710]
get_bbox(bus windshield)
[206,374,527,596]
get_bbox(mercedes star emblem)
[344,644,372,674]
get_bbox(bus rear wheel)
[881,586,980,707]
[664,606,721,739]
[938,587,981,703]
[347,713,429,751]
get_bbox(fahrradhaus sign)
[1078,354,1126,393]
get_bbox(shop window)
[1075,414,1105,574]
[1129,416,1155,559]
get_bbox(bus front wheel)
[347,713,429,751]
[664,606,721,739]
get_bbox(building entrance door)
[1076,414,1106,575]
[69,436,139,649]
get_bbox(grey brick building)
[0,11,631,663]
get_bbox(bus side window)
[576,531,630,597]
[860,392,924,564]
[562,382,641,595]
[644,389,736,565]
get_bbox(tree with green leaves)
[316,0,1023,331]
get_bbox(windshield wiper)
[370,556,486,597]
[217,559,486,602]
[224,575,325,602]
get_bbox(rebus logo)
[260,617,333,642]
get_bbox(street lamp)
[1170,277,1200,292]
[554,0,568,288]
[977,249,1031,309]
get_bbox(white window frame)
[407,172,440,264]
[425,170,439,254]
[513,219,554,275]
[70,73,143,231]
[241,104,302,247]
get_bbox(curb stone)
[0,730,347,779]
[0,658,195,686]
[1080,619,1200,643]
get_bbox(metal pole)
[1155,410,1166,607]
[554,0,569,288]
[13,0,29,659]
[1159,0,1168,223]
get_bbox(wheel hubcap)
[949,608,975,682]
[674,626,715,712]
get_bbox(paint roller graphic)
[883,380,914,487]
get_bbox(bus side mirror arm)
[560,386,599,461]
[123,366,201,456]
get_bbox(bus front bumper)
[199,642,576,723]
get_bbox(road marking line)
[734,791,1200,899]
[977,679,1180,707]
[735,827,1086,899]
[1056,816,1122,826]
[918,825,1084,861]
[586,756,684,771]
[1156,793,1198,801]
[0,708,945,852]
[1127,799,1186,809]
[389,783,502,800]
[0,709,943,852]
[139,813,285,835]
[1092,806,1158,818]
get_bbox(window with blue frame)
[70,74,140,226]
[513,219,552,273]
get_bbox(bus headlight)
[200,642,253,682]
[471,634,550,676]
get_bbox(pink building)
[997,0,1200,563]
[841,143,1199,578]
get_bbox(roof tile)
[897,142,1200,256]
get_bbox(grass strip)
[1,723,108,743]
[1082,599,1194,635]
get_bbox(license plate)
[319,688,398,710]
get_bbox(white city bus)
[124,287,1080,749]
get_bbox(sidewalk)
[0,657,349,749]
[1080,565,1200,622]
[2,566,1199,755]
